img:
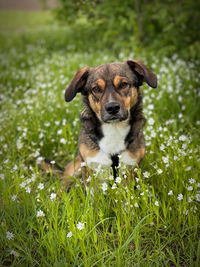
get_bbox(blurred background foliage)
[53,0,200,59]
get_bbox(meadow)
[0,10,200,266]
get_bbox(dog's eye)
[92,86,102,94]
[119,82,129,89]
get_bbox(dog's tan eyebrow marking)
[113,75,128,88]
[96,78,106,90]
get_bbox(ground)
[0,10,199,266]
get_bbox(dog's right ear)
[127,60,157,88]
[65,67,89,102]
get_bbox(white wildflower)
[86,176,91,183]
[33,150,40,158]
[187,186,193,191]
[183,210,188,215]
[36,157,44,164]
[37,209,45,217]
[177,194,183,200]
[148,118,155,125]
[151,131,156,138]
[50,193,56,200]
[16,139,23,150]
[178,96,183,102]
[162,156,169,164]
[168,190,173,196]
[101,182,108,193]
[6,231,14,240]
[19,181,26,188]
[188,178,196,184]
[62,119,67,125]
[57,129,62,135]
[155,200,159,206]
[160,144,165,151]
[179,135,187,141]
[0,174,5,180]
[67,231,72,238]
[157,169,163,174]
[178,113,183,119]
[77,222,84,230]
[44,122,50,127]
[60,138,67,144]
[195,194,200,202]
[109,175,114,181]
[25,186,31,193]
[134,202,139,208]
[11,195,17,201]
[135,177,139,183]
[10,250,17,256]
[143,171,150,178]
[116,177,121,184]
[112,183,117,189]
[39,132,44,139]
[148,104,154,110]
[26,178,33,184]
[13,165,18,170]
[38,183,44,190]
[188,197,193,203]
[136,184,141,190]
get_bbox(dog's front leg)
[81,165,94,187]
[79,143,112,193]
[121,147,145,183]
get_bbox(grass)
[0,10,200,266]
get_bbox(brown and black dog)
[41,60,157,188]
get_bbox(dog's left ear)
[126,60,157,88]
[65,67,89,102]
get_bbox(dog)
[41,59,157,188]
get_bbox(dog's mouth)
[103,118,121,123]
[101,111,129,123]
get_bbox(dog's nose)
[105,102,120,115]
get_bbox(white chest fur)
[99,121,130,155]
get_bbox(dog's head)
[65,60,157,123]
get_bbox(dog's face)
[65,60,157,123]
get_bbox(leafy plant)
[55,0,200,59]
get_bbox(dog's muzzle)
[102,102,128,123]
